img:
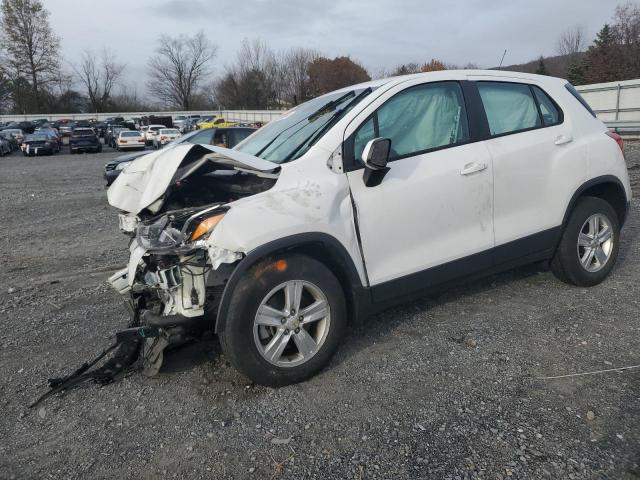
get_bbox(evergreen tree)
[584,24,620,83]
[566,60,587,85]
[535,56,548,75]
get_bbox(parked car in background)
[0,136,12,155]
[59,124,74,137]
[0,130,19,151]
[116,130,145,151]
[103,127,256,185]
[173,115,187,131]
[144,124,166,145]
[181,126,256,148]
[70,127,102,153]
[152,128,181,148]
[1,128,24,146]
[21,132,60,155]
[197,117,237,129]
[195,115,216,129]
[36,126,62,148]
[93,122,107,137]
[105,125,126,148]
[103,150,149,186]
[17,121,35,134]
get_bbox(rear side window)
[565,83,596,118]
[531,86,561,126]
[353,81,470,162]
[478,82,541,136]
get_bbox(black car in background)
[21,132,60,155]
[103,149,149,185]
[102,127,256,186]
[69,127,102,153]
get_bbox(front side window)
[478,82,541,136]
[353,81,470,162]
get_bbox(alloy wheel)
[253,280,331,367]
[577,213,614,273]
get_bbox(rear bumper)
[71,144,100,151]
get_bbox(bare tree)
[147,31,217,110]
[556,24,587,60]
[0,0,60,112]
[73,49,125,112]
[282,47,320,104]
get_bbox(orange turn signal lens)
[190,213,225,241]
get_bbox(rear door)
[343,79,494,300]
[469,78,570,260]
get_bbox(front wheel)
[550,196,620,286]
[220,254,347,387]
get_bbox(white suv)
[108,70,631,386]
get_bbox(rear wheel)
[551,196,620,286]
[220,254,347,387]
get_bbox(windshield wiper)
[307,91,355,122]
[285,88,372,162]
[255,91,357,158]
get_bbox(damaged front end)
[107,144,280,368]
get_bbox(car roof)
[329,69,567,96]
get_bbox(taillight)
[606,131,624,154]
[160,136,166,140]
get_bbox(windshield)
[234,87,373,163]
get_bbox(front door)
[344,80,494,301]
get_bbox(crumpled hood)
[107,144,279,214]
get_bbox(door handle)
[554,134,573,145]
[460,161,487,175]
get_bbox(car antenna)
[498,49,507,70]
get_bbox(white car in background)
[108,70,631,387]
[144,124,166,146]
[116,130,145,151]
[153,128,181,149]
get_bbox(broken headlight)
[136,216,185,251]
[189,213,225,241]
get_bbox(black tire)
[550,196,620,287]
[220,253,347,387]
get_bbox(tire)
[550,196,620,287]
[220,253,347,387]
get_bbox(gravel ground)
[0,143,639,480]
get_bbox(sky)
[43,0,623,95]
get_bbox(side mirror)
[361,137,391,169]
[362,137,391,187]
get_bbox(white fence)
[0,109,285,124]
[576,79,640,122]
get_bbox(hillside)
[497,52,585,78]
